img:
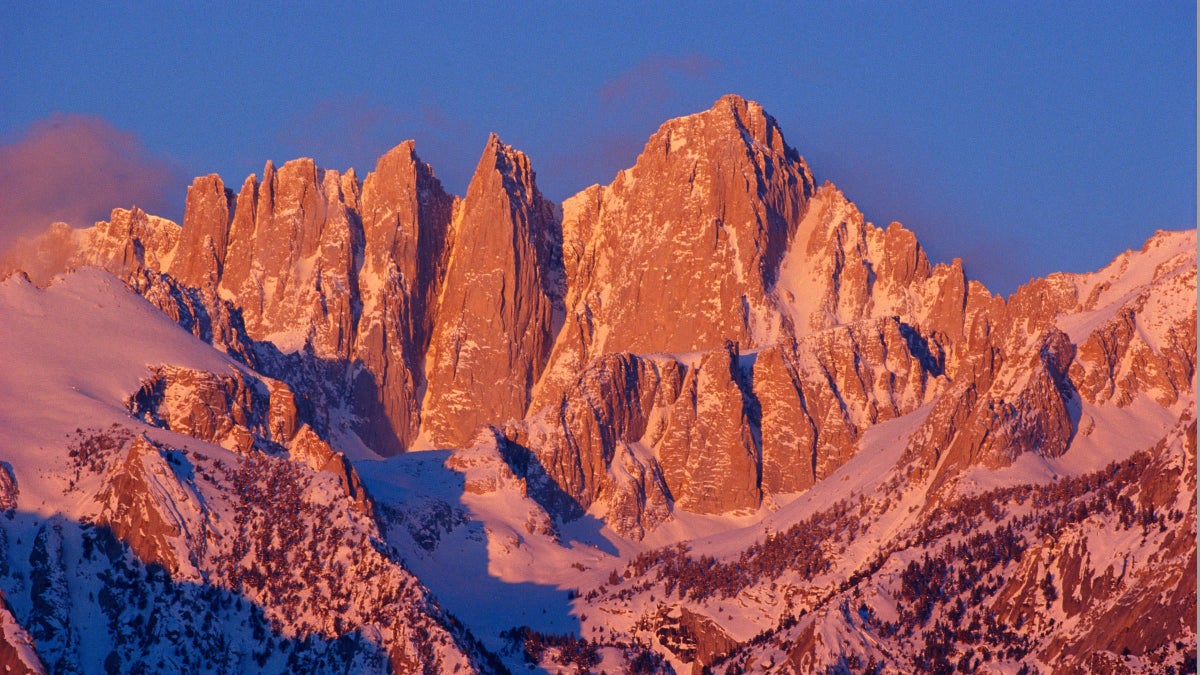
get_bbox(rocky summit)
[0,95,1194,674]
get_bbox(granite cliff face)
[420,134,562,448]
[354,141,456,455]
[2,95,1191,536]
[0,95,1194,673]
[530,95,815,411]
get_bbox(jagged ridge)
[0,94,1193,674]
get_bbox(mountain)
[0,95,1193,674]
[0,270,500,673]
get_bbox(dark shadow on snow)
[497,437,620,557]
[357,446,620,674]
[0,510,413,674]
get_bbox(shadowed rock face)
[0,589,43,675]
[0,93,1195,675]
[353,142,456,454]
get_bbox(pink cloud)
[535,53,722,200]
[598,53,721,106]
[277,95,484,196]
[0,114,185,251]
[277,95,406,173]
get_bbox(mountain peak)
[478,132,519,168]
[365,140,425,195]
[478,132,528,169]
[0,96,1193,674]
[174,173,234,287]
[709,92,766,129]
[421,131,560,448]
[466,133,539,208]
[647,94,797,162]
[374,139,419,167]
[534,94,813,382]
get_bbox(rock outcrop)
[218,158,363,360]
[289,424,375,516]
[421,134,562,447]
[48,423,490,673]
[656,343,761,514]
[1067,233,1197,409]
[905,229,1197,493]
[128,366,296,454]
[0,94,1195,674]
[0,464,16,514]
[173,175,235,288]
[0,590,43,675]
[126,364,374,512]
[506,313,949,537]
[531,95,814,410]
[95,435,207,578]
[353,141,456,454]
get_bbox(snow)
[260,328,309,354]
[667,403,933,563]
[668,130,688,154]
[0,269,237,517]
[355,446,589,658]
[327,423,385,462]
[774,205,832,337]
[0,591,44,674]
[959,395,1186,493]
[1056,229,1195,346]
[0,211,1192,672]
[336,222,1197,671]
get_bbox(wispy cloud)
[539,53,722,200]
[598,53,721,106]
[277,95,405,173]
[0,114,186,252]
[276,95,481,195]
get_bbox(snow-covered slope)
[0,270,499,673]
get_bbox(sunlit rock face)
[531,94,815,411]
[0,94,1195,674]
[0,96,1191,506]
[420,134,562,448]
[354,141,456,454]
[6,95,1193,536]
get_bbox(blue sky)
[1,2,1193,294]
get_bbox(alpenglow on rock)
[0,94,1194,674]
[419,133,563,448]
[2,95,1194,539]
